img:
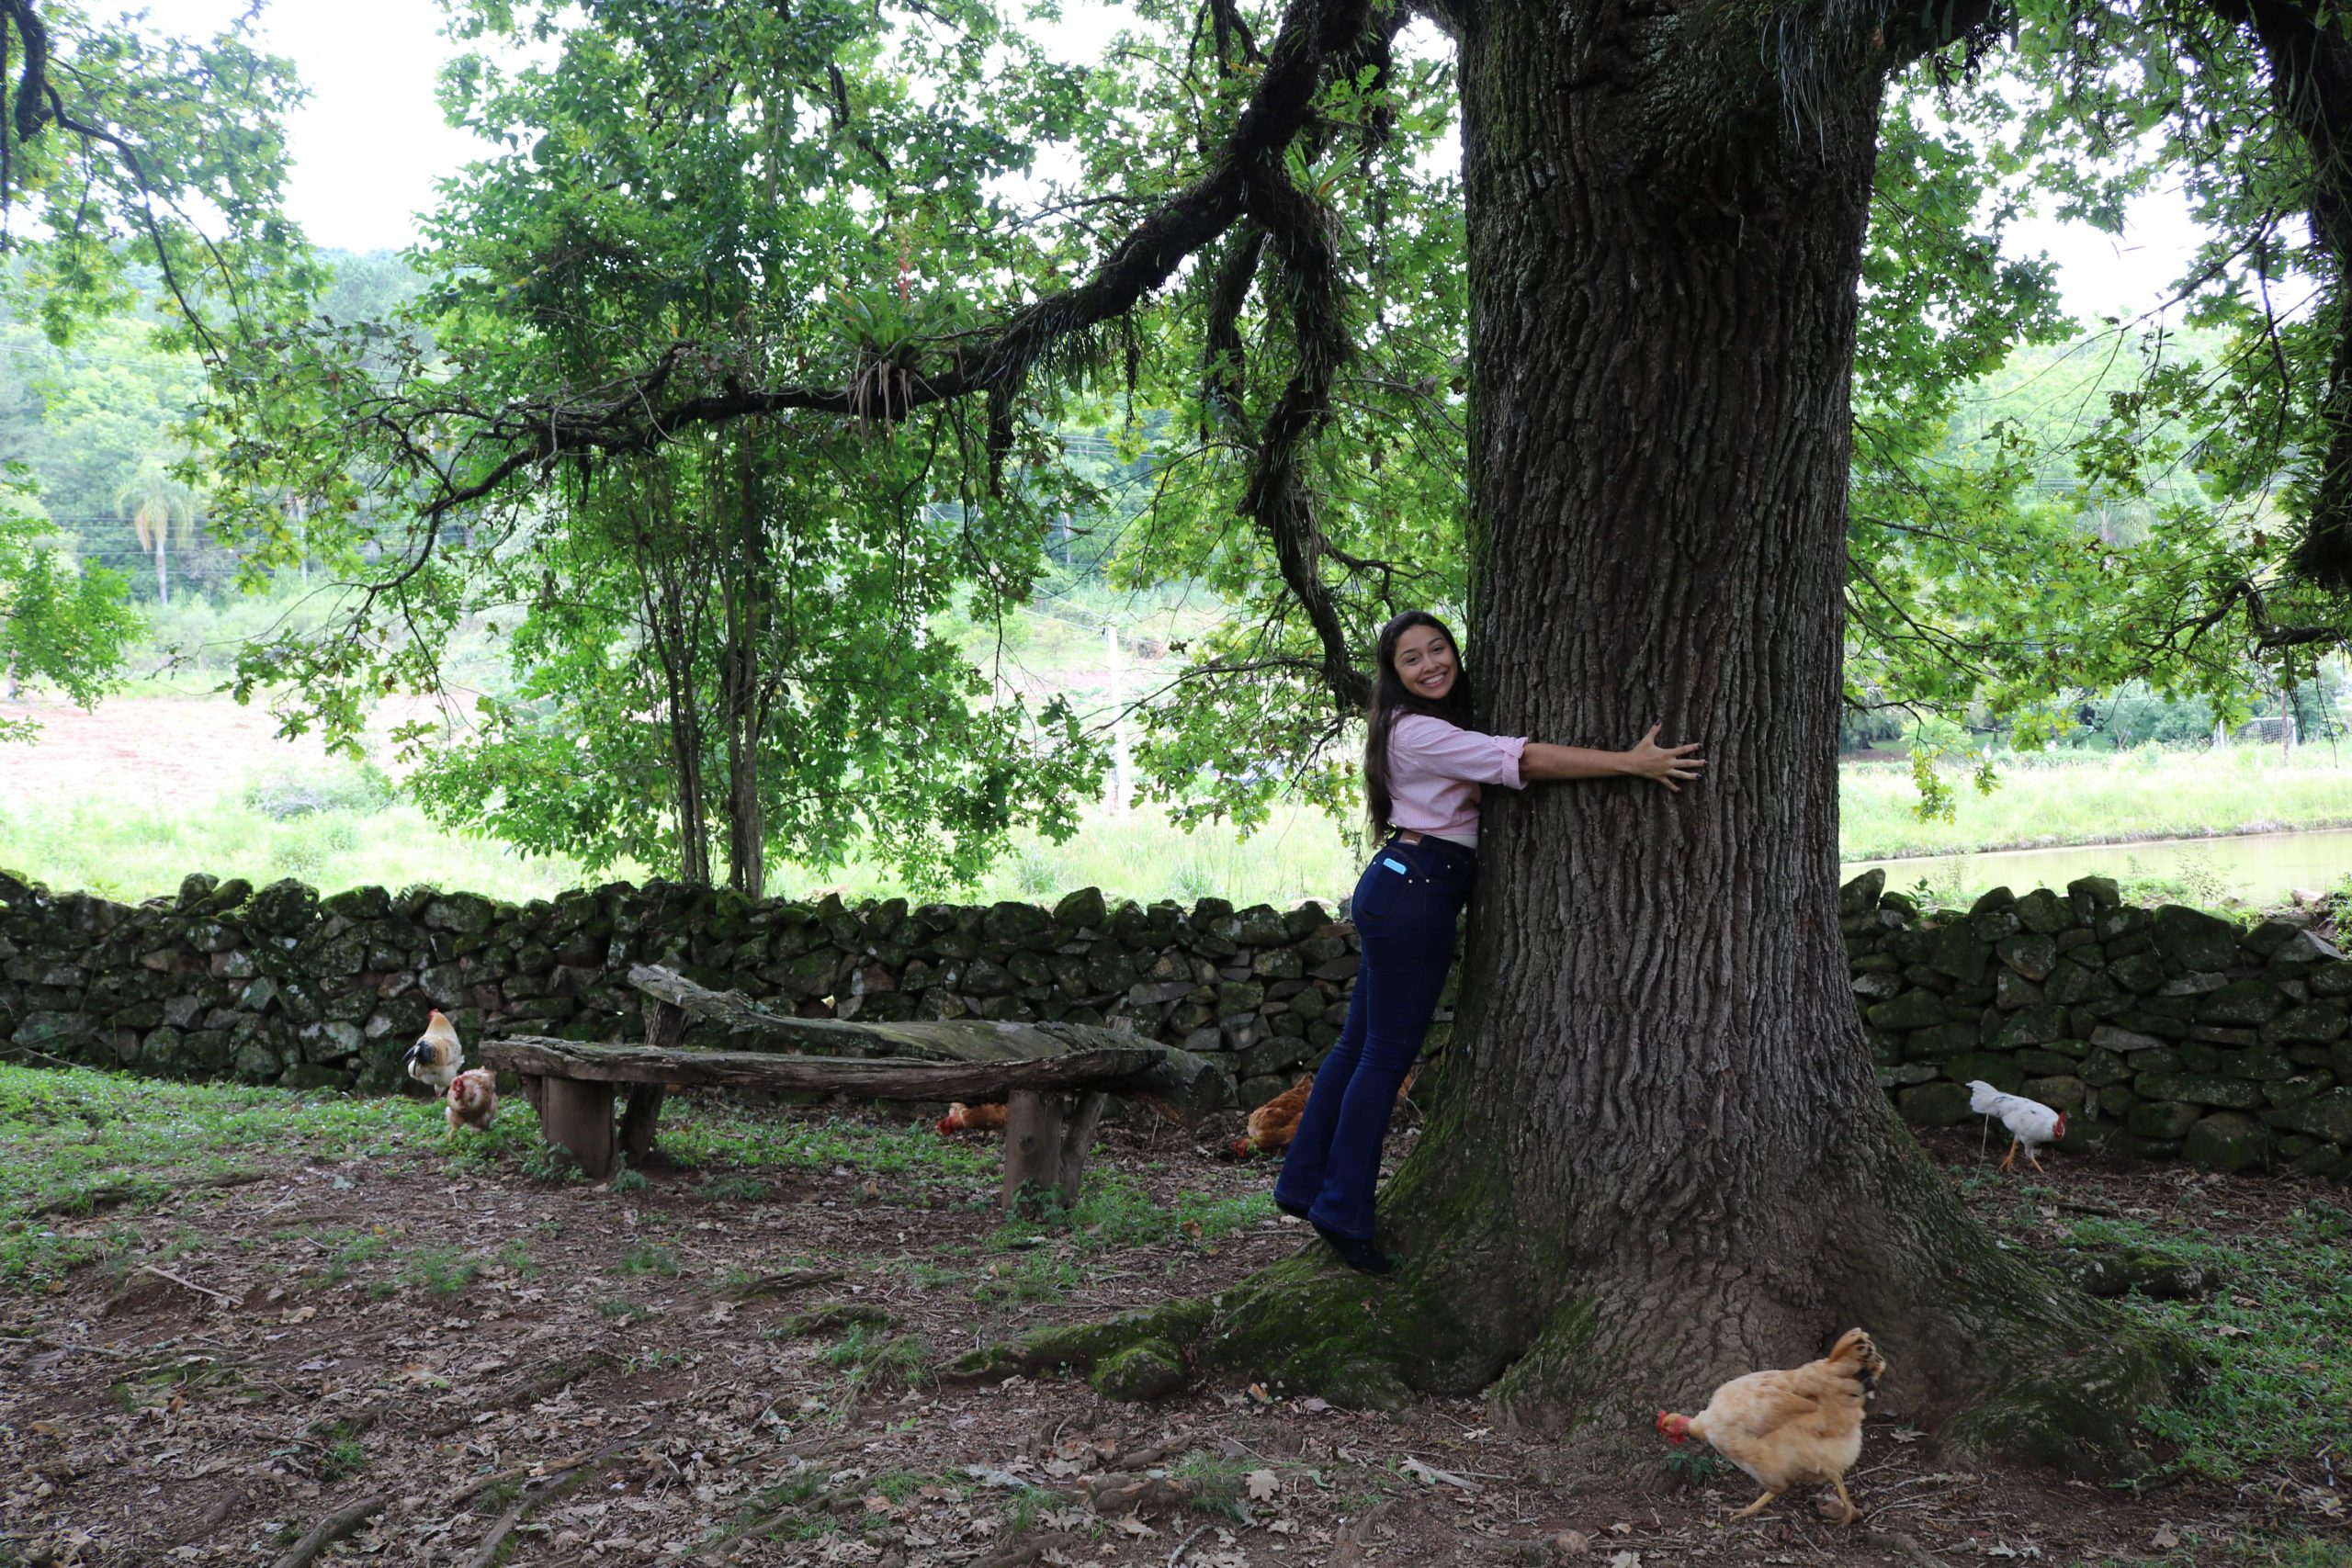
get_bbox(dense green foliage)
[13,0,2352,874]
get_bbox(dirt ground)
[2,1101,2346,1568]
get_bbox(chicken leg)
[1728,1491,1781,1520]
[1997,1138,2019,1173]
[1828,1477,1860,1525]
[2025,1148,2047,1174]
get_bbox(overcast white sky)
[141,0,2211,325]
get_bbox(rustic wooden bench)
[481,964,1224,1211]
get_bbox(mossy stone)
[2151,905,2242,972]
[2127,1100,2202,1140]
[1996,932,2059,982]
[2108,953,2166,995]
[2184,1112,2268,1173]
[1051,886,1108,929]
[2263,1004,2348,1047]
[2077,1049,2133,1087]
[2021,1075,2086,1114]
[1995,1005,2067,1048]
[1905,1022,1983,1061]
[2265,1074,2336,1108]
[2199,982,2284,1026]
[2133,1073,2266,1111]
[1941,1053,2023,1094]
[1862,991,1938,1029]
[2067,875,2122,908]
[1089,1341,1189,1402]
[2260,1089,2352,1145]
[1838,870,1886,917]
[2012,887,2072,934]
[2046,961,2116,1008]
[1898,1080,1975,1127]
[1928,921,1993,984]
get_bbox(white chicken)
[1966,1081,2065,1174]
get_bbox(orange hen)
[1227,1069,1417,1158]
[936,1101,1009,1136]
[1657,1327,1887,1524]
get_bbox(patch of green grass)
[619,1242,683,1279]
[320,1437,369,1482]
[322,1230,389,1284]
[819,1323,934,1404]
[595,1295,659,1326]
[2053,1211,2352,1484]
[970,1251,1084,1305]
[397,1247,481,1297]
[1168,1450,1253,1519]
[659,1113,998,1191]
[109,1351,241,1413]
[992,1174,1268,1251]
[497,1238,541,1280]
[609,1167,653,1195]
[698,1174,773,1202]
[0,1064,413,1290]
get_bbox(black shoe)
[1274,1198,1311,1220]
[1313,1222,1399,1276]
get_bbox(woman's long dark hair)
[1363,609,1476,832]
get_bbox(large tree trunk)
[1191,0,2185,1468]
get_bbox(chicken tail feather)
[1826,1327,1888,1389]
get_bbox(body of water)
[1842,828,2352,907]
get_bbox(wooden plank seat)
[480,964,1224,1212]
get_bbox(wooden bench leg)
[540,1076,616,1179]
[1003,1089,1109,1213]
[1056,1089,1109,1209]
[1002,1089,1066,1216]
[617,1085,666,1165]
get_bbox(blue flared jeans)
[1272,832,1475,1240]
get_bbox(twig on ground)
[137,1262,235,1305]
[1167,1522,1213,1566]
[1857,1528,1954,1567]
[271,1493,387,1568]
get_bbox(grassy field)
[13,687,2352,908]
[1844,743,2352,858]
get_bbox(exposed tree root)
[951,1145,2196,1480]
[710,1266,847,1303]
[422,1349,621,1438]
[461,1430,655,1568]
[271,1493,387,1568]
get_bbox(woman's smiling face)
[1392,624,1457,702]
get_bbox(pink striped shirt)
[1386,712,1528,845]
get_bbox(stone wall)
[0,871,1362,1110]
[1843,869,2352,1179]
[1,862,2346,1180]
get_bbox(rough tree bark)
[1054,0,2188,1469]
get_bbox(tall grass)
[12,740,2352,909]
[1841,743,2352,858]
[768,804,1365,908]
[0,790,622,905]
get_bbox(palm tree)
[112,458,201,606]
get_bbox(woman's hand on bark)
[1625,723,1705,791]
